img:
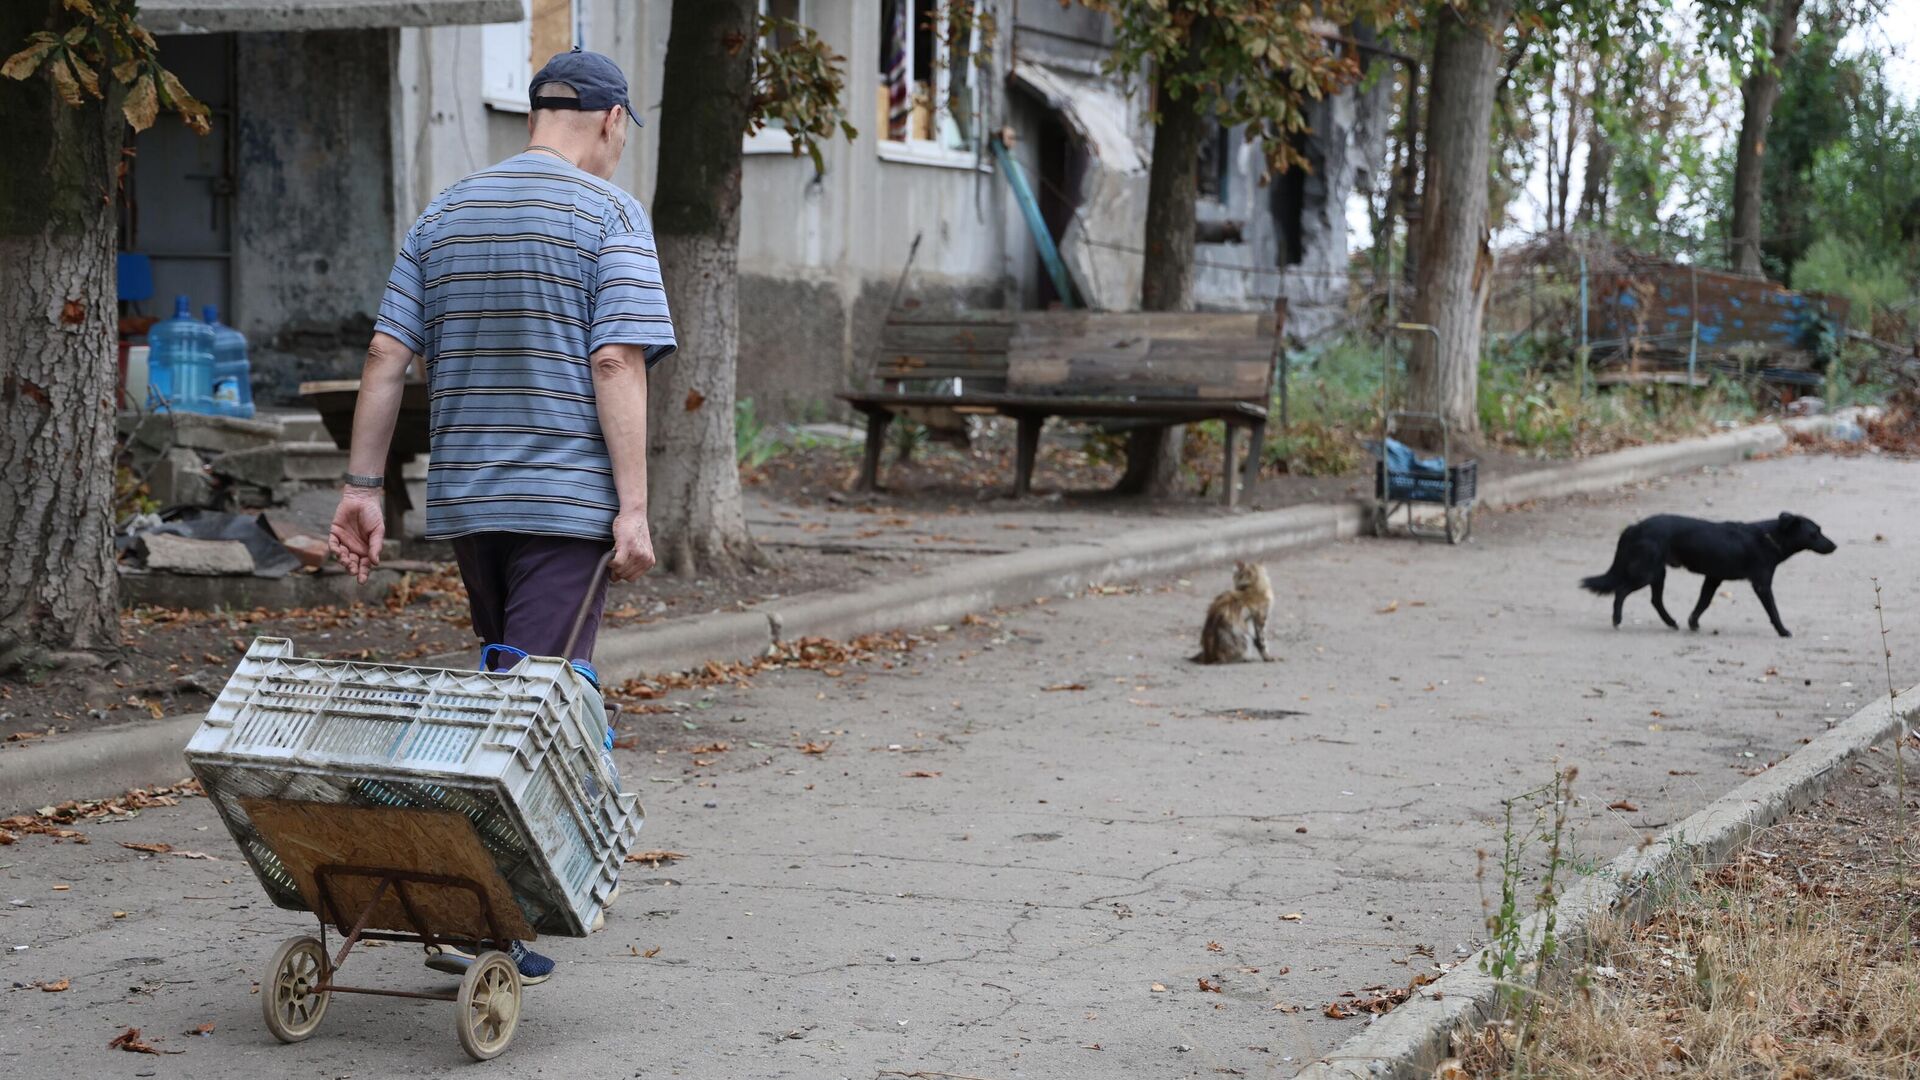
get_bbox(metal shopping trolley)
[1370,323,1478,545]
[186,554,638,1060]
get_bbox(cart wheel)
[1446,505,1474,545]
[456,950,522,1060]
[262,935,331,1043]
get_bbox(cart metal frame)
[1372,323,1477,545]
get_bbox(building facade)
[128,0,1385,421]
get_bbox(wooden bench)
[840,308,1283,506]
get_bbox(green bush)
[1791,236,1911,329]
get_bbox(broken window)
[879,0,984,154]
[1196,118,1229,202]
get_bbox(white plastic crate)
[185,638,642,938]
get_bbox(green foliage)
[734,398,784,469]
[2,0,208,134]
[1081,0,1404,176]
[750,14,859,173]
[1478,768,1576,1044]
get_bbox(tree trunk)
[0,1,124,675]
[1408,0,1512,437]
[1576,128,1613,227]
[1730,0,1802,278]
[648,0,763,576]
[1121,24,1214,496]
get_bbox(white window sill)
[877,140,990,172]
[743,127,799,156]
[483,95,529,115]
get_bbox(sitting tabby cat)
[1193,561,1275,664]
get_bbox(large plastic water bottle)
[148,296,213,413]
[204,305,254,419]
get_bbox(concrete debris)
[136,534,256,577]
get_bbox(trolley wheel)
[262,935,331,1043]
[1445,505,1474,545]
[456,950,522,1060]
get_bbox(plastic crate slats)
[187,638,641,937]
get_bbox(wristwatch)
[344,472,386,489]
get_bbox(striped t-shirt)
[374,151,676,542]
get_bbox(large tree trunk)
[1408,0,1512,437]
[648,0,763,576]
[0,1,124,674]
[1730,0,1803,278]
[1121,24,1213,496]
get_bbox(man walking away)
[327,48,676,984]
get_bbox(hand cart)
[1371,323,1477,545]
[189,553,637,1062]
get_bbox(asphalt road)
[1,453,1914,1079]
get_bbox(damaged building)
[122,0,1389,421]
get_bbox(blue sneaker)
[423,941,554,985]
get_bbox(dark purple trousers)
[451,533,613,670]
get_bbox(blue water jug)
[149,296,213,413]
[204,305,254,419]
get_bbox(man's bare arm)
[347,332,415,478]
[327,332,414,581]
[591,343,656,580]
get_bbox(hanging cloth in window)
[883,0,910,141]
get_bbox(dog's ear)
[1778,512,1796,525]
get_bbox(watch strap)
[344,472,386,489]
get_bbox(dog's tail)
[1578,572,1619,595]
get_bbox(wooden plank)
[1012,311,1273,342]
[241,798,535,942]
[879,322,1016,353]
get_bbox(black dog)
[1580,513,1837,637]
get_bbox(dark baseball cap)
[530,46,641,126]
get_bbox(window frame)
[481,0,586,115]
[745,0,805,155]
[878,0,987,169]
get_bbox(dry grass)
[1451,749,1920,1079]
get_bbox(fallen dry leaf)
[1325,1002,1355,1019]
[39,978,70,992]
[902,770,941,778]
[1149,983,1168,993]
[107,1027,177,1055]
[1197,977,1222,993]
[642,946,661,958]
[1377,600,1399,614]
[690,742,730,754]
[112,911,128,919]
[1206,940,1224,953]
[51,884,69,892]
[120,841,173,854]
[1280,912,1304,921]
[625,850,687,868]
[797,741,832,755]
[185,1022,214,1036]
[1042,683,1088,692]
[172,850,216,860]
[1272,1002,1301,1013]
[1608,800,1640,812]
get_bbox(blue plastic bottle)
[204,305,254,419]
[149,296,214,412]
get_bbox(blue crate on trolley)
[184,638,640,938]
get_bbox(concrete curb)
[0,714,205,816]
[1294,687,1920,1080]
[0,422,1789,815]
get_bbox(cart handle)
[561,549,617,662]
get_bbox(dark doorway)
[1033,108,1086,309]
[121,33,236,322]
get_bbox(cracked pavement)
[2,453,1916,1078]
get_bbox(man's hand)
[610,508,655,582]
[329,487,386,583]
